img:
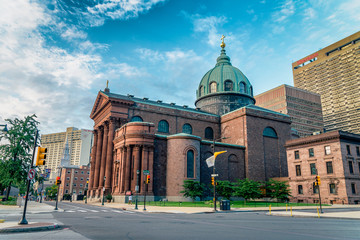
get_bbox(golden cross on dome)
[221,35,225,43]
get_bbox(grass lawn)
[0,196,17,206]
[134,200,323,208]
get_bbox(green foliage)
[106,194,112,200]
[0,115,39,198]
[233,178,262,202]
[215,180,233,200]
[180,180,205,201]
[265,179,291,201]
[45,185,58,200]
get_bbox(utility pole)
[135,170,139,210]
[19,130,38,225]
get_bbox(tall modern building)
[40,127,93,180]
[255,84,324,137]
[292,31,360,134]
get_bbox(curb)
[0,223,60,233]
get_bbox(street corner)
[0,222,61,233]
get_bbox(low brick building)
[59,165,90,200]
[286,131,360,204]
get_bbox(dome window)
[130,116,143,122]
[182,124,193,134]
[210,82,217,93]
[158,120,169,133]
[224,80,233,91]
[205,127,214,140]
[250,86,253,96]
[239,82,246,93]
[199,85,204,97]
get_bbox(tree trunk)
[5,184,11,200]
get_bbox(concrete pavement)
[1,201,360,234]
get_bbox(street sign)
[143,170,149,175]
[211,174,219,177]
[28,169,36,180]
[135,185,139,192]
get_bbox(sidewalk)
[0,201,61,233]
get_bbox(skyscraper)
[255,84,324,137]
[40,127,93,180]
[292,31,360,134]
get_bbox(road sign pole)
[19,130,38,225]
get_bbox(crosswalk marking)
[90,210,99,212]
[66,210,75,212]
[101,210,108,212]
[63,209,135,214]
[78,210,87,212]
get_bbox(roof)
[101,91,219,117]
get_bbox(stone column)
[120,147,126,193]
[105,119,115,189]
[132,146,141,191]
[88,130,98,191]
[99,122,109,189]
[140,146,149,194]
[147,147,154,193]
[93,126,103,192]
[124,145,132,192]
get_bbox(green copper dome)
[196,48,253,99]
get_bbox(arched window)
[130,116,143,122]
[224,80,233,91]
[158,120,169,133]
[187,150,195,178]
[199,85,204,97]
[239,82,246,93]
[250,86,253,96]
[205,127,214,140]
[263,127,278,138]
[210,82,217,93]
[182,124,192,134]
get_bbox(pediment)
[90,92,110,119]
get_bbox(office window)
[351,183,356,194]
[356,146,360,156]
[73,190,76,194]
[296,165,301,176]
[294,150,300,159]
[73,183,76,187]
[347,145,351,155]
[326,162,333,174]
[75,171,78,174]
[309,148,314,157]
[80,184,83,187]
[81,171,84,174]
[329,183,336,194]
[65,190,68,194]
[325,146,331,155]
[75,177,78,180]
[310,163,317,175]
[81,177,84,181]
[349,161,354,174]
[67,171,70,174]
[298,185,303,194]
[66,177,70,180]
[66,183,69,187]
[79,190,83,195]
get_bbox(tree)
[216,180,234,200]
[265,179,291,202]
[233,178,262,204]
[180,180,205,201]
[0,115,39,199]
[45,185,58,200]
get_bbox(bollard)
[269,205,271,215]
[317,207,320,218]
[291,206,292,216]
[286,204,288,212]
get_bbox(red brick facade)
[88,88,292,202]
[59,165,90,200]
[286,131,360,204]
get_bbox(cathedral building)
[88,40,292,202]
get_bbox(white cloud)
[272,0,295,23]
[86,0,166,26]
[303,8,316,21]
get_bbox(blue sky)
[1,0,360,134]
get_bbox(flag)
[206,156,215,167]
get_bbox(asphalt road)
[40,201,360,240]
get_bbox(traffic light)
[36,147,47,166]
[146,175,150,184]
[316,175,321,185]
[56,176,61,185]
[211,177,214,186]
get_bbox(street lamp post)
[102,176,106,206]
[135,170,140,210]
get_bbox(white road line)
[112,210,123,213]
[101,210,108,212]
[66,210,75,213]
[78,210,87,212]
[90,210,99,212]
